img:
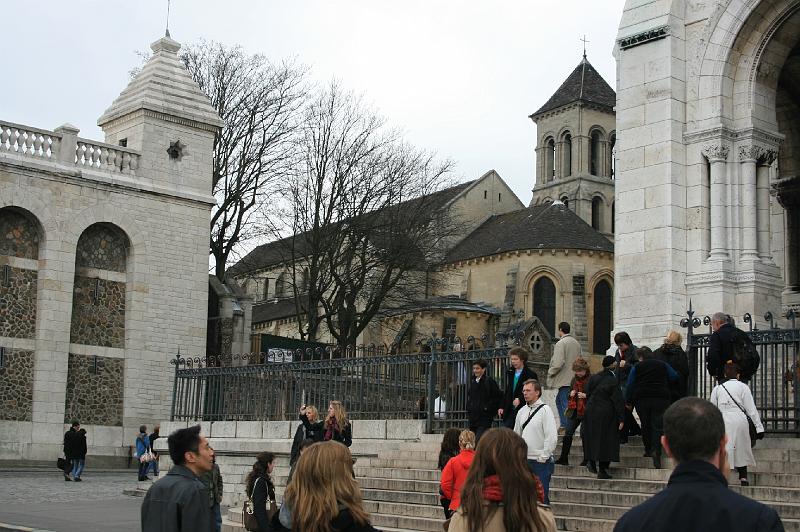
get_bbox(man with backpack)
[707,312,759,383]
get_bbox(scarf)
[324,417,340,441]
[482,474,545,504]
[567,374,589,418]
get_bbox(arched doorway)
[533,276,556,337]
[592,280,613,355]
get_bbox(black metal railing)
[170,345,515,433]
[683,305,800,436]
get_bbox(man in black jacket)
[498,347,538,428]
[466,358,502,442]
[63,421,86,482]
[707,312,740,382]
[614,397,783,532]
[141,425,215,532]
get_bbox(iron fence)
[683,306,800,436]
[170,345,518,433]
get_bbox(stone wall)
[0,349,34,421]
[0,267,37,339]
[64,354,124,426]
[70,276,125,348]
[0,209,39,259]
[76,223,128,272]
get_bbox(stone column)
[599,140,608,178]
[776,177,800,293]
[535,147,544,185]
[703,144,730,261]
[555,141,564,179]
[757,150,777,262]
[739,146,760,261]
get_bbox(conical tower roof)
[98,36,224,129]
[529,56,616,119]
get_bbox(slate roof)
[229,180,477,277]
[252,298,298,324]
[381,295,501,317]
[530,57,616,119]
[443,201,613,263]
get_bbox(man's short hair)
[636,346,653,360]
[614,331,632,346]
[663,397,725,462]
[473,359,488,369]
[139,425,147,433]
[522,379,541,394]
[71,420,80,428]
[559,322,570,334]
[711,312,728,324]
[168,425,202,466]
[508,347,529,363]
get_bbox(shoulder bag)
[518,404,545,434]
[720,383,758,447]
[243,477,277,531]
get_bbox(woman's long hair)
[460,428,547,532]
[284,441,370,532]
[440,428,461,457]
[325,400,348,430]
[245,451,274,497]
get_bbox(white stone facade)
[0,36,221,461]
[614,0,799,344]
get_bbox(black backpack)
[730,328,760,380]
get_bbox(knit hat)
[602,355,616,368]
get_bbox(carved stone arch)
[540,131,557,144]
[0,206,45,260]
[539,196,554,205]
[587,269,614,295]
[557,127,573,141]
[64,205,147,275]
[587,125,608,139]
[589,190,611,206]
[522,266,566,295]
[0,191,58,257]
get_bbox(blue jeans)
[556,386,571,428]
[148,457,159,477]
[71,458,85,479]
[213,503,222,532]
[528,458,555,505]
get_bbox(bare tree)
[178,41,308,281]
[275,83,458,347]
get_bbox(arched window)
[275,272,286,298]
[533,276,556,337]
[609,133,616,179]
[563,133,572,177]
[545,138,555,182]
[590,130,602,176]
[592,280,613,355]
[560,196,569,208]
[0,207,42,341]
[591,197,603,230]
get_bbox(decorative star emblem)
[166,140,186,161]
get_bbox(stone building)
[0,35,221,461]
[614,0,799,344]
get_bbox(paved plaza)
[0,471,141,532]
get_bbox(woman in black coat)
[653,330,690,402]
[293,405,323,466]
[582,356,625,479]
[498,347,539,428]
[246,452,277,532]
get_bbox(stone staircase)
[219,433,800,532]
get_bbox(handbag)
[720,383,758,447]
[243,477,277,531]
[57,457,68,471]
[139,450,155,463]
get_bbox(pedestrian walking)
[437,428,461,518]
[498,347,538,429]
[245,451,276,532]
[613,332,642,442]
[148,424,161,478]
[710,362,766,486]
[467,359,502,442]
[140,425,215,532]
[707,312,760,383]
[555,358,591,466]
[63,421,86,482]
[323,401,352,446]
[625,347,679,468]
[582,355,625,479]
[653,331,690,402]
[446,428,557,532]
[279,441,379,531]
[202,453,223,532]
[547,322,582,433]
[513,379,557,504]
[136,425,152,481]
[440,430,477,513]
[613,398,783,532]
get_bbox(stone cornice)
[618,25,671,50]
[685,126,784,148]
[100,107,222,134]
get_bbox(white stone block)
[264,421,291,439]
[158,421,188,437]
[235,421,263,439]
[386,420,424,440]
[352,420,386,439]
[211,421,237,438]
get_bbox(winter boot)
[555,435,572,465]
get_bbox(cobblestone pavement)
[0,471,140,531]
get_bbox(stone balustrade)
[0,119,140,176]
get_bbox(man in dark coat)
[498,347,538,428]
[613,331,641,441]
[141,425,215,532]
[614,397,783,532]
[707,312,740,382]
[466,358,502,442]
[582,355,624,479]
[63,421,86,481]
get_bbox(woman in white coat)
[709,362,765,486]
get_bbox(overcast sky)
[3,1,626,205]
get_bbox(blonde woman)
[294,405,322,466]
[440,430,476,513]
[282,441,377,532]
[653,330,690,402]
[324,401,352,447]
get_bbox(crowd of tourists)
[137,312,784,531]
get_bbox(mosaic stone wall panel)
[76,223,128,272]
[0,267,37,339]
[64,353,124,426]
[0,210,39,260]
[70,276,126,348]
[0,349,34,421]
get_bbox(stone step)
[369,510,444,532]
[362,488,440,507]
[364,499,442,520]
[359,476,440,494]
[355,466,440,482]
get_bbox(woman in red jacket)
[439,430,476,515]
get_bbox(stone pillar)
[757,150,777,262]
[535,147,544,185]
[739,146,759,261]
[54,123,79,165]
[555,141,564,179]
[703,144,730,261]
[599,140,608,178]
[776,178,800,293]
